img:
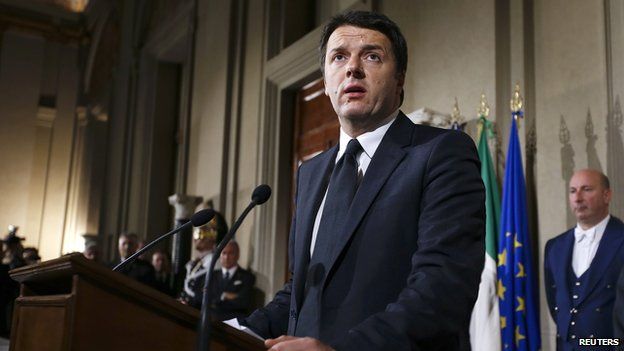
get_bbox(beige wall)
[234,0,265,270]
[0,31,43,247]
[385,0,497,120]
[0,31,83,259]
[187,0,232,203]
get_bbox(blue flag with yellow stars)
[497,117,541,351]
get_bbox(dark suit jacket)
[244,113,485,350]
[111,258,157,289]
[209,267,255,320]
[614,265,624,339]
[545,216,624,351]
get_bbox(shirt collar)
[574,214,610,243]
[222,265,238,276]
[337,109,399,162]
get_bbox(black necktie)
[221,271,230,291]
[311,139,363,262]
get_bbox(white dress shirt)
[309,109,399,256]
[571,214,610,277]
[221,265,238,279]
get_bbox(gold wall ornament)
[510,83,524,121]
[478,93,490,118]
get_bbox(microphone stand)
[196,202,257,351]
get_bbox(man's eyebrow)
[328,44,385,53]
[328,46,346,54]
[360,44,384,52]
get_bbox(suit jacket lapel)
[323,114,412,277]
[554,231,574,308]
[293,146,337,309]
[577,217,624,303]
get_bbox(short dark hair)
[119,232,138,242]
[319,11,408,78]
[225,240,240,253]
[600,173,611,189]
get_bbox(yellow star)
[497,279,506,300]
[500,316,507,329]
[516,296,525,312]
[514,234,523,248]
[515,326,526,347]
[516,262,526,278]
[498,249,507,267]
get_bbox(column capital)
[168,194,203,221]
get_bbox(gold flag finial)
[478,93,490,118]
[450,97,464,129]
[452,97,461,120]
[510,83,524,121]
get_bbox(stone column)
[168,194,203,284]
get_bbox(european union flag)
[497,117,541,351]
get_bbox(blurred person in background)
[110,232,156,288]
[1,226,25,270]
[179,210,228,308]
[22,247,41,266]
[152,250,175,296]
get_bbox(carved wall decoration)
[585,108,603,172]
[559,115,575,228]
[607,96,624,218]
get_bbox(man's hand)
[265,336,334,351]
[222,292,238,300]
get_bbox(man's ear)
[397,71,406,89]
[604,188,613,204]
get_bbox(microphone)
[251,184,271,205]
[196,185,272,351]
[113,209,215,272]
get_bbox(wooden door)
[284,77,339,280]
[293,77,339,167]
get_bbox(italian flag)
[469,117,501,351]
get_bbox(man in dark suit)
[544,169,624,351]
[208,241,255,320]
[243,11,485,351]
[111,232,156,288]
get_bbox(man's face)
[194,236,216,252]
[152,252,166,272]
[323,25,403,131]
[220,243,239,269]
[118,236,137,259]
[84,246,98,261]
[569,170,611,227]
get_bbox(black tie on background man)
[243,10,485,351]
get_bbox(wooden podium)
[8,253,265,351]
